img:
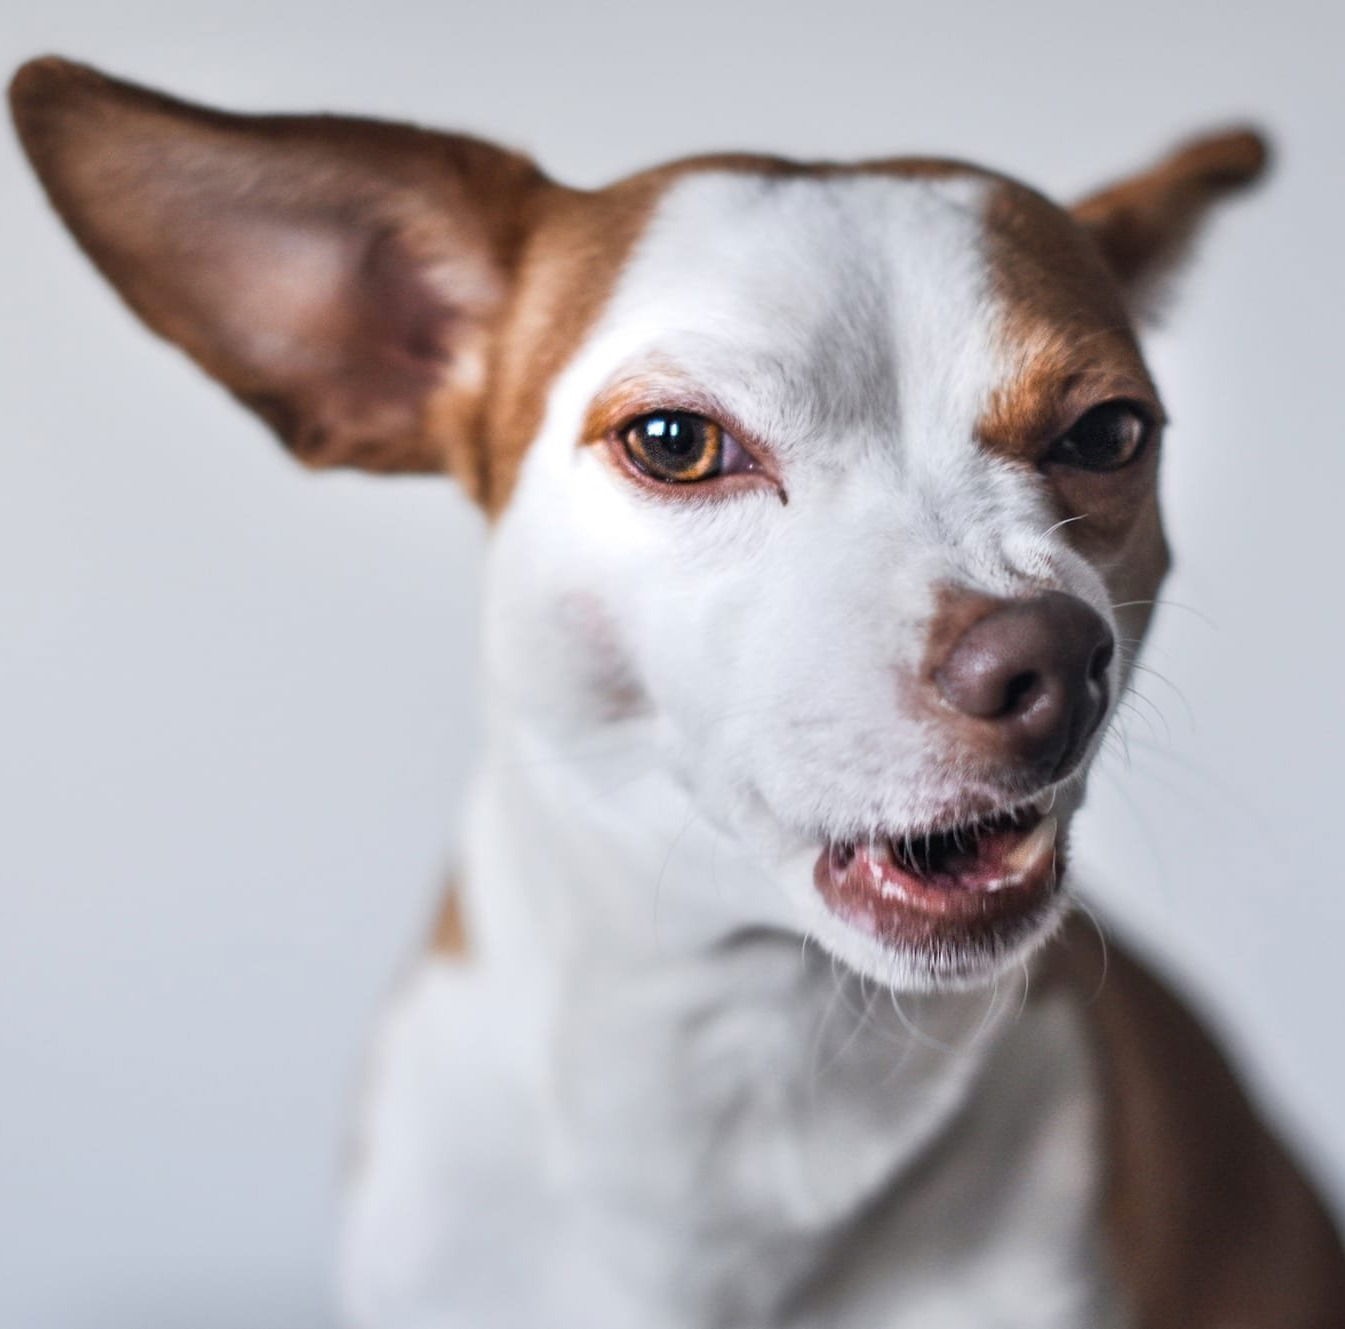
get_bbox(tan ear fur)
[9,57,551,490]
[1072,127,1270,320]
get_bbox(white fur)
[342,171,1129,1326]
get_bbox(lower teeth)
[836,809,1053,887]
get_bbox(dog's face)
[12,59,1265,987]
[491,165,1168,986]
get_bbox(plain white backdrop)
[3,2,1342,1324]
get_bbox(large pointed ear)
[9,57,551,493]
[1071,127,1270,322]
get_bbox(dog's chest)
[343,940,1125,1329]
[556,952,1123,1328]
[782,991,1128,1329]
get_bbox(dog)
[12,55,1345,1329]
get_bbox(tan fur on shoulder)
[428,882,471,961]
[1050,916,1345,1326]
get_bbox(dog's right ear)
[1071,127,1270,324]
[9,57,551,497]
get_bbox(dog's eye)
[1045,402,1151,472]
[621,411,728,484]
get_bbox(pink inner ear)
[212,218,359,377]
[201,213,459,386]
[360,227,464,366]
[143,200,469,470]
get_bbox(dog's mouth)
[813,803,1064,949]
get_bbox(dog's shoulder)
[1046,912,1345,1326]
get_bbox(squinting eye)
[1045,401,1152,472]
[621,411,727,483]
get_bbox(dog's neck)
[466,703,1102,1326]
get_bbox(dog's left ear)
[1072,127,1270,321]
[9,57,553,495]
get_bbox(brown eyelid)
[981,369,1166,463]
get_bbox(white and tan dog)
[12,57,1345,1329]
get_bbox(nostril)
[1001,670,1041,717]
[1088,633,1115,684]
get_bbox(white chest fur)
[340,740,1125,1329]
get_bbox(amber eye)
[1045,401,1152,472]
[622,411,724,483]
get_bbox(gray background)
[3,2,1342,1325]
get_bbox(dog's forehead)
[488,161,1150,503]
[591,168,1001,453]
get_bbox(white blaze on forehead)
[561,169,1005,481]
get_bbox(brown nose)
[933,591,1114,782]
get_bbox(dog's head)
[12,59,1267,987]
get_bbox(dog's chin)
[804,800,1073,991]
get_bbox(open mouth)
[813,804,1064,949]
